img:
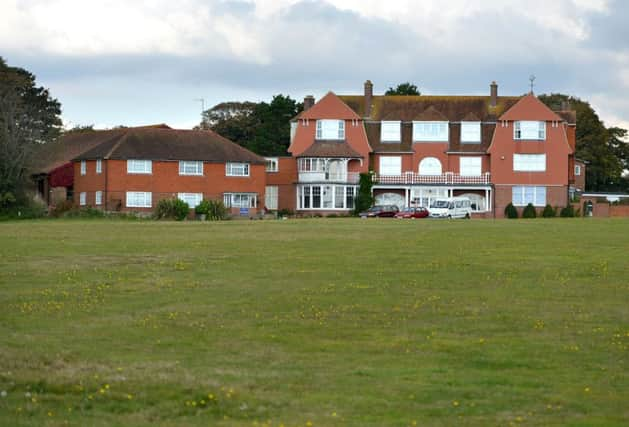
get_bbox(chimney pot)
[364,80,373,118]
[303,95,315,111]
[490,81,498,107]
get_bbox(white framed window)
[226,162,250,177]
[79,192,86,206]
[575,165,581,176]
[126,191,152,208]
[96,159,102,174]
[379,156,402,176]
[298,158,326,172]
[413,121,449,142]
[80,160,86,175]
[265,157,279,172]
[514,154,546,172]
[460,156,482,176]
[380,121,401,142]
[223,193,257,208]
[95,191,102,206]
[419,157,442,175]
[298,185,357,210]
[461,122,481,143]
[265,186,278,210]
[127,159,152,174]
[514,121,546,140]
[179,161,203,176]
[177,193,203,208]
[316,120,345,140]
[512,186,546,207]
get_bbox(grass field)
[1,218,628,427]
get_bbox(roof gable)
[499,93,563,121]
[298,92,362,120]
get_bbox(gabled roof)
[339,95,521,121]
[296,92,362,120]
[297,141,362,158]
[499,93,564,121]
[74,127,265,164]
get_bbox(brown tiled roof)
[447,123,496,153]
[30,128,127,174]
[297,141,362,158]
[339,95,522,121]
[73,127,265,164]
[365,122,413,153]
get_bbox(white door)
[265,186,278,210]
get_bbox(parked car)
[359,205,399,218]
[428,197,472,218]
[394,207,429,219]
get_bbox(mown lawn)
[0,218,628,427]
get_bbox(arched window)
[419,157,442,175]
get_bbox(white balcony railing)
[374,172,491,185]
[298,171,360,183]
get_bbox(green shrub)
[504,203,518,219]
[206,200,228,221]
[542,204,556,218]
[195,199,211,216]
[63,206,105,218]
[155,198,190,221]
[522,203,537,219]
[559,205,576,218]
[277,208,293,218]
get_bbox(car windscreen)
[430,200,449,208]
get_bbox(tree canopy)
[385,82,420,96]
[539,93,629,191]
[199,95,302,156]
[0,57,62,208]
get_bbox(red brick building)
[71,126,266,216]
[270,81,578,218]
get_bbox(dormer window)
[412,121,449,142]
[380,121,401,142]
[316,120,344,140]
[514,121,546,140]
[460,122,481,143]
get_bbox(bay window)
[512,186,546,206]
[514,154,546,172]
[226,162,250,177]
[514,121,546,140]
[413,121,449,142]
[380,121,401,142]
[127,160,152,174]
[316,120,345,140]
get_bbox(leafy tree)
[539,94,628,191]
[199,95,302,156]
[0,57,62,207]
[385,82,420,96]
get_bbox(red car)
[359,205,399,218]
[394,207,429,219]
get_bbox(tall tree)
[0,57,62,207]
[539,93,628,191]
[199,95,302,156]
[385,82,420,96]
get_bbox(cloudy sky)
[2,0,628,131]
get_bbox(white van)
[429,197,472,219]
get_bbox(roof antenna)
[529,75,536,94]
[194,98,206,120]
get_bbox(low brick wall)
[610,205,629,217]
